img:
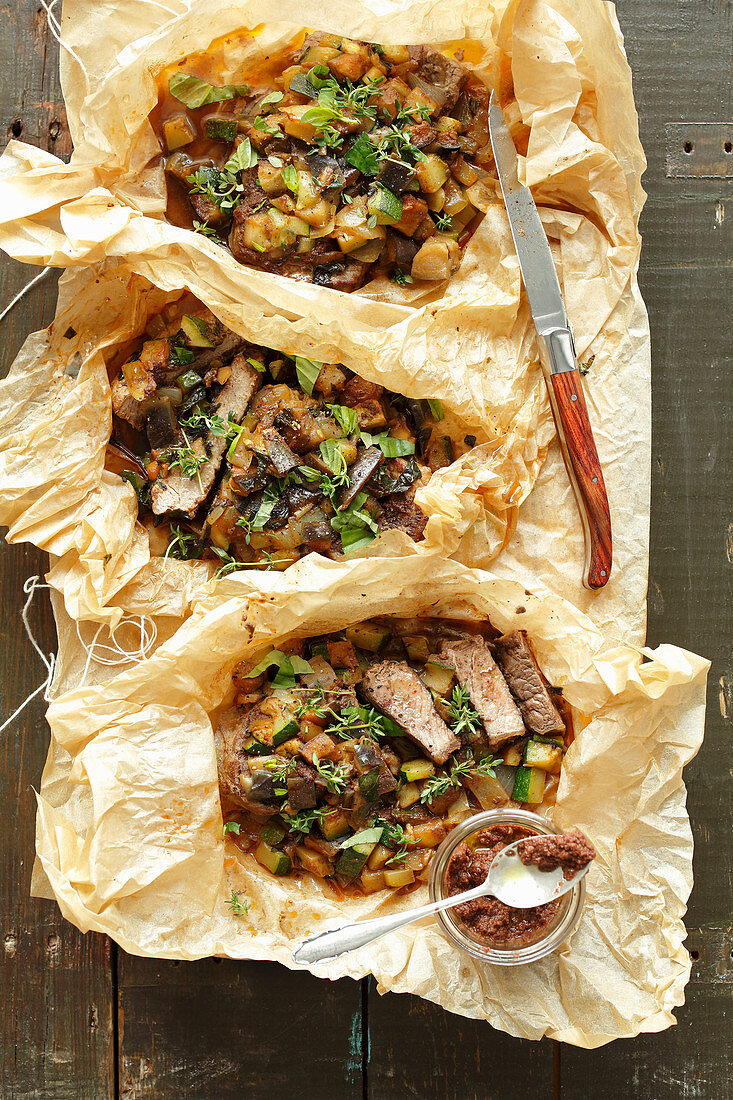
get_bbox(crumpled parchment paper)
[0,262,541,627]
[32,555,709,1047]
[0,0,650,641]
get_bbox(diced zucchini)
[361,868,385,894]
[254,841,292,875]
[335,848,370,881]
[180,314,214,348]
[273,717,299,746]
[259,821,286,847]
[524,739,564,773]
[345,622,390,653]
[243,737,274,756]
[320,810,350,841]
[336,667,362,687]
[384,867,415,889]
[403,635,430,662]
[396,781,421,809]
[205,117,238,142]
[421,661,456,696]
[294,845,333,878]
[252,716,299,748]
[511,766,546,805]
[367,186,403,225]
[175,368,202,394]
[269,358,287,380]
[163,115,196,152]
[400,759,435,783]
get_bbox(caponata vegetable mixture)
[154,33,491,290]
[217,618,572,895]
[107,301,460,569]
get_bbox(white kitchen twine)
[0,576,158,733]
[0,577,56,733]
[0,268,53,324]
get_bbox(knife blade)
[488,93,612,590]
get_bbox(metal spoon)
[292,837,591,966]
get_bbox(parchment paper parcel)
[0,0,650,640]
[34,557,708,1047]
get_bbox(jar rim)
[427,808,587,966]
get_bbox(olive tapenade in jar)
[428,809,588,965]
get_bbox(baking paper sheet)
[33,556,709,1047]
[0,0,650,640]
[0,262,539,627]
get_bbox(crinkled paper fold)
[34,556,708,1047]
[0,0,650,640]
[0,263,543,627]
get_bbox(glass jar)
[428,808,587,966]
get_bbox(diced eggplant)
[248,769,282,806]
[285,775,317,813]
[145,396,178,450]
[335,445,384,508]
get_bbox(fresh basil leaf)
[344,133,379,175]
[224,139,258,174]
[169,73,250,109]
[259,90,284,108]
[377,436,415,458]
[339,526,377,554]
[289,72,320,99]
[247,356,266,373]
[301,105,342,129]
[427,398,444,420]
[338,827,384,849]
[294,356,322,396]
[223,821,241,836]
[281,164,299,193]
[173,346,195,365]
[326,403,359,437]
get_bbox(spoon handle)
[292,882,489,965]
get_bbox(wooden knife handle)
[548,370,612,590]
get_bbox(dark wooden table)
[1,2,731,1096]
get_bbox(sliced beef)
[359,660,460,764]
[152,354,262,517]
[377,497,427,542]
[215,705,278,815]
[438,637,525,751]
[408,46,469,112]
[493,631,565,737]
[182,331,247,375]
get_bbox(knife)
[488,93,612,590]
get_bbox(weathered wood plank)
[117,955,364,1099]
[1,5,111,1083]
[367,984,555,1100]
[0,541,114,1100]
[559,0,732,1094]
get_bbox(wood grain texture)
[367,983,555,1100]
[0,532,114,1099]
[117,955,364,1099]
[548,369,612,589]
